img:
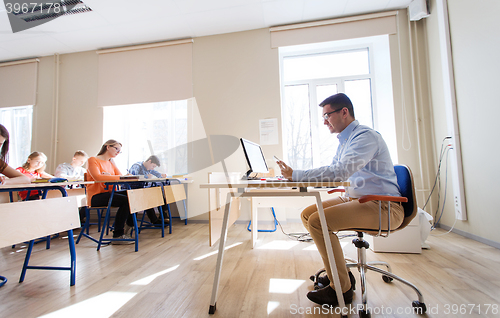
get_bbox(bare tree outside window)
[283,84,312,170]
[281,47,374,170]
[280,36,398,171]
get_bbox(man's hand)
[277,160,293,181]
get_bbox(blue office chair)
[320,165,426,317]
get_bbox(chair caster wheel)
[382,275,393,283]
[412,301,427,314]
[359,309,371,318]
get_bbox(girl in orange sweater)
[86,140,134,243]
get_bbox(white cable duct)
[406,12,432,211]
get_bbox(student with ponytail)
[85,140,134,244]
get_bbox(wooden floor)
[1,220,499,318]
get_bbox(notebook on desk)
[31,178,52,183]
[31,178,68,183]
[120,175,140,180]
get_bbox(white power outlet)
[449,143,467,220]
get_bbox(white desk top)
[94,177,190,184]
[0,181,93,190]
[200,180,349,189]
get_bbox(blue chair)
[322,165,426,317]
[76,175,113,244]
[76,205,110,244]
[137,204,171,237]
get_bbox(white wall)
[425,0,500,244]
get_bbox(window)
[280,35,397,170]
[0,106,33,169]
[103,100,188,175]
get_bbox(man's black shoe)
[317,271,356,290]
[306,285,354,307]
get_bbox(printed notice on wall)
[259,118,278,145]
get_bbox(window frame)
[0,105,33,169]
[102,100,188,175]
[279,42,377,169]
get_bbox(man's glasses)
[322,107,344,120]
[111,146,122,153]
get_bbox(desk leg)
[19,240,35,283]
[97,205,111,251]
[97,186,117,251]
[314,193,347,317]
[67,229,76,286]
[209,192,233,314]
[251,197,258,248]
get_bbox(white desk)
[200,180,350,316]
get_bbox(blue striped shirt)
[128,162,162,178]
[292,120,400,198]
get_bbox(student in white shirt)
[55,150,89,180]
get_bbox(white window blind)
[270,11,397,48]
[0,59,38,108]
[97,39,193,106]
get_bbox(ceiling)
[0,0,413,63]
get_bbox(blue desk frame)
[0,184,77,287]
[95,181,139,251]
[77,178,185,251]
[136,180,173,236]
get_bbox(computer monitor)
[240,138,269,179]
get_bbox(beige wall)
[189,28,282,220]
[35,52,102,172]
[425,0,500,244]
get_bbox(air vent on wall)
[10,0,92,22]
[408,0,430,21]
